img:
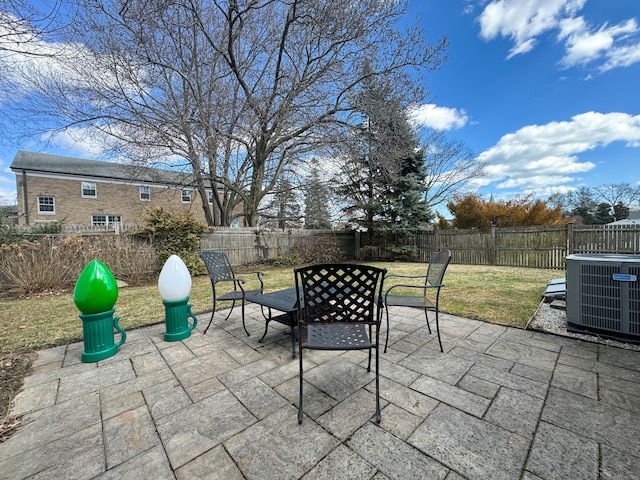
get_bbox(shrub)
[290,235,345,264]
[132,207,206,274]
[0,220,65,246]
[74,235,159,286]
[0,238,79,294]
[0,234,160,296]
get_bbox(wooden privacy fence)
[17,223,639,270]
[199,228,357,265]
[364,224,640,270]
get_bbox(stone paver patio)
[1,304,639,479]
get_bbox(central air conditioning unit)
[566,254,640,342]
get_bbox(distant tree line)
[559,183,640,225]
[441,183,640,231]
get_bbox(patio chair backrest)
[295,263,386,326]
[426,249,452,287]
[200,251,235,284]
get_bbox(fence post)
[567,222,574,256]
[489,224,498,265]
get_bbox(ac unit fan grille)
[579,264,622,331]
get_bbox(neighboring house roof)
[9,150,201,187]
[607,218,640,226]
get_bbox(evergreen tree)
[304,160,332,229]
[384,147,433,232]
[337,73,416,241]
[260,177,302,230]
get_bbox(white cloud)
[478,0,587,58]
[44,128,110,159]
[476,111,640,191]
[0,173,16,205]
[477,0,640,71]
[408,104,469,131]
[560,18,640,69]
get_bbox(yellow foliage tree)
[447,194,567,230]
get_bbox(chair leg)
[367,325,372,372]
[203,298,218,334]
[435,309,443,353]
[424,308,432,334]
[384,306,390,353]
[203,303,216,335]
[240,298,250,337]
[375,343,381,423]
[222,300,236,322]
[298,348,304,425]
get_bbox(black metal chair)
[294,263,386,424]
[383,249,451,353]
[200,251,264,336]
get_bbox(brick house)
[10,150,242,228]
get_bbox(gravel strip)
[527,300,640,352]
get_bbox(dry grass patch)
[0,263,558,355]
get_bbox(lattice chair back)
[201,251,235,285]
[296,264,385,327]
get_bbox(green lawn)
[0,263,560,355]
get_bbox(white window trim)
[140,185,151,201]
[81,181,97,198]
[37,196,55,214]
[91,214,123,228]
[181,189,192,203]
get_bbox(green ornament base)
[79,308,126,363]
[164,329,192,342]
[163,297,198,342]
[82,344,119,363]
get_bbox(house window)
[81,182,97,198]
[208,191,214,204]
[37,196,55,214]
[140,186,150,201]
[181,189,192,203]
[91,215,122,228]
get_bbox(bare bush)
[88,236,159,285]
[291,235,345,265]
[0,234,159,295]
[0,239,80,294]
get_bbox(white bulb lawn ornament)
[158,255,198,341]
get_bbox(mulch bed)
[0,351,34,442]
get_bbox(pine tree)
[384,147,433,232]
[260,177,302,230]
[304,160,332,229]
[337,73,416,241]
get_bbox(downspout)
[21,170,29,225]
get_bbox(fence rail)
[364,224,640,270]
[200,229,357,265]
[9,223,640,270]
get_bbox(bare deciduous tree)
[421,130,485,210]
[7,0,448,226]
[593,183,640,210]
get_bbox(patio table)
[249,287,301,358]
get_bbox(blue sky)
[409,0,640,202]
[1,0,639,208]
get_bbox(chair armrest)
[385,274,426,280]
[384,283,445,296]
[235,271,265,292]
[213,278,246,285]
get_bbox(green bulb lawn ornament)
[74,260,126,362]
